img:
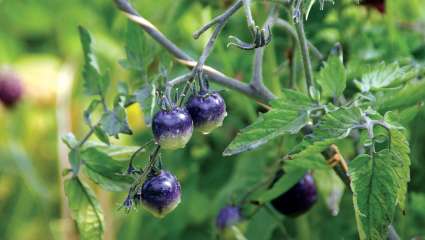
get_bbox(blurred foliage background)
[1,0,425,239]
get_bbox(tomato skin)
[271,173,318,217]
[0,70,23,108]
[360,0,385,14]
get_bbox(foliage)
[1,0,425,240]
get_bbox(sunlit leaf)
[78,26,110,96]
[224,90,316,156]
[377,80,425,112]
[289,106,363,159]
[135,83,157,126]
[64,177,104,240]
[354,62,419,92]
[100,104,133,138]
[81,147,133,192]
[317,56,346,98]
[350,124,410,240]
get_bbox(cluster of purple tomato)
[137,89,318,231]
[131,90,228,218]
[0,70,23,109]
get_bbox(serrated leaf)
[81,147,133,192]
[257,166,306,203]
[350,150,403,240]
[388,129,410,211]
[78,26,110,96]
[135,83,157,126]
[377,80,425,112]
[354,62,419,93]
[119,21,155,80]
[223,90,316,156]
[100,105,133,137]
[317,56,347,98]
[350,124,410,240]
[94,125,110,145]
[64,177,104,240]
[289,106,363,159]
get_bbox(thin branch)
[114,0,275,103]
[193,0,243,39]
[177,59,275,102]
[251,48,265,88]
[249,5,276,100]
[242,0,256,31]
[274,18,324,61]
[292,0,316,100]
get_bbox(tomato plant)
[2,0,422,239]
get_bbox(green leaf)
[377,80,425,112]
[84,99,101,126]
[314,168,345,216]
[388,129,410,211]
[257,166,306,203]
[350,151,400,240]
[135,83,157,126]
[69,149,80,175]
[317,56,347,98]
[94,125,110,145]
[78,26,110,96]
[245,208,277,240]
[354,62,419,92]
[349,126,410,240]
[100,104,133,138]
[81,147,133,192]
[119,21,155,77]
[223,90,315,156]
[64,177,104,240]
[289,106,363,159]
[62,133,78,149]
[285,154,329,170]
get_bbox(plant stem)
[115,0,275,103]
[292,0,316,100]
[274,18,323,61]
[129,145,161,198]
[76,125,97,149]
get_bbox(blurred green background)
[1,0,425,239]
